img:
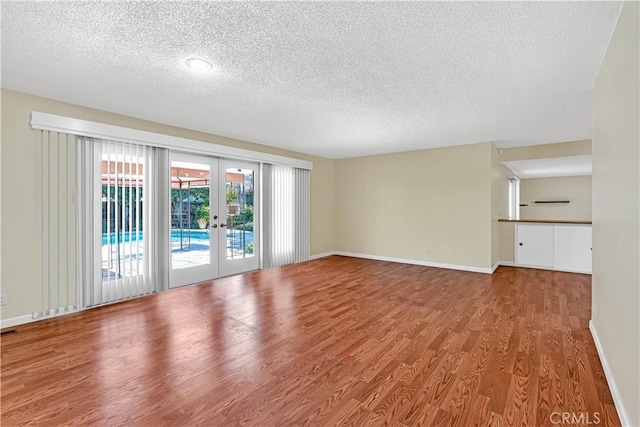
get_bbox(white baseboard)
[310,254,530,275]
[1,314,37,329]
[554,266,592,275]
[309,251,336,260]
[491,261,516,272]
[329,251,494,274]
[314,254,590,275]
[513,263,591,275]
[1,306,83,330]
[589,321,629,427]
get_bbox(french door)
[218,159,259,277]
[169,154,259,288]
[170,154,218,288]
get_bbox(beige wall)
[592,2,639,426]
[499,222,515,263]
[520,176,592,221]
[499,139,591,162]
[0,89,335,320]
[334,142,493,269]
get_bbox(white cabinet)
[515,223,592,273]
[553,225,592,273]
[516,224,554,268]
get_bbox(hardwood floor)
[1,256,619,426]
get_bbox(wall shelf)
[533,200,570,204]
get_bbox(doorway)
[169,154,259,288]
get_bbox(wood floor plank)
[1,257,620,426]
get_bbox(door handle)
[211,224,218,229]
[220,223,226,228]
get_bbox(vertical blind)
[36,130,79,320]
[77,137,169,307]
[263,165,310,267]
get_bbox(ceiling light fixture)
[184,57,213,72]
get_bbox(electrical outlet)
[0,293,7,306]
[425,249,431,256]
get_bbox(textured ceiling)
[1,1,622,159]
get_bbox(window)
[508,175,520,220]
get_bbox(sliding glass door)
[79,138,169,308]
[100,143,147,298]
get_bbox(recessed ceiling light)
[184,57,213,72]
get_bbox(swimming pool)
[103,230,210,245]
[102,230,252,245]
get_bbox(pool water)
[103,230,211,245]
[102,230,252,245]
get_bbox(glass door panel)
[218,160,260,277]
[169,154,218,288]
